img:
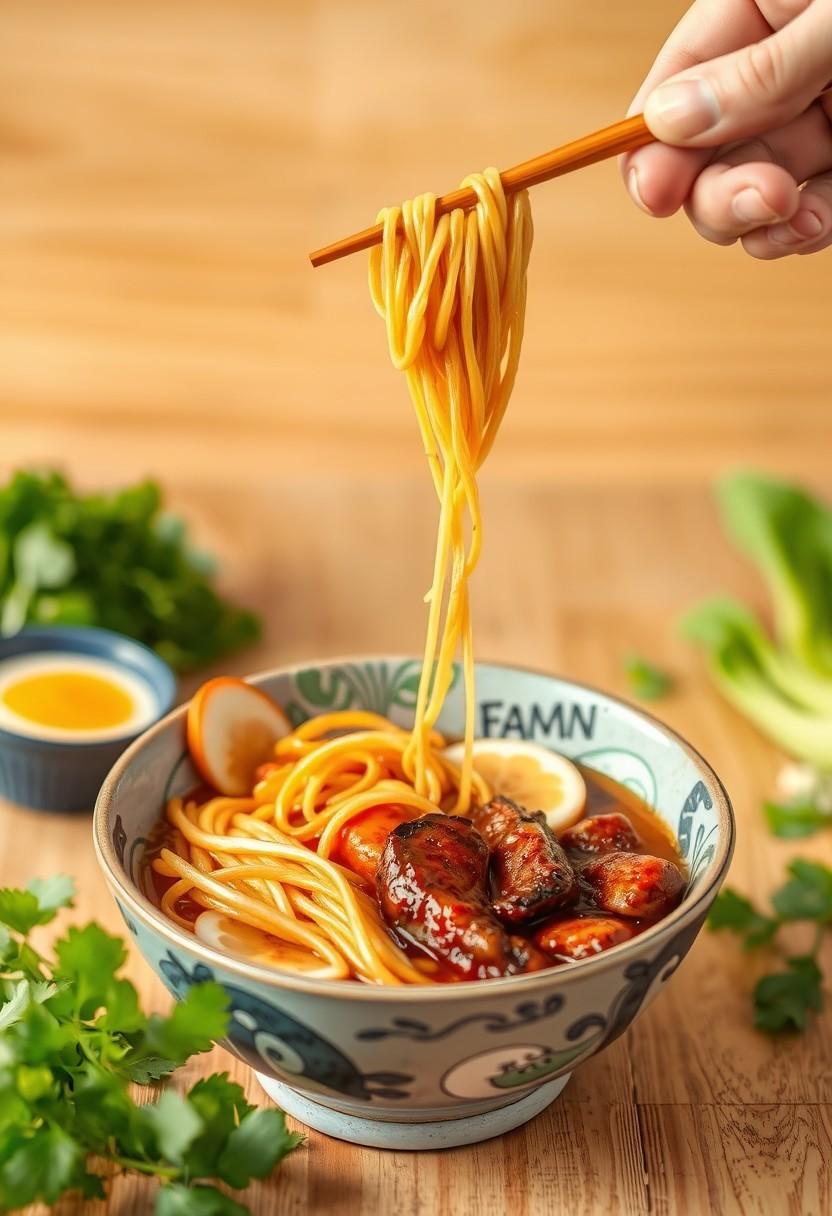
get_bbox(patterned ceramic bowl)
[94,657,734,1150]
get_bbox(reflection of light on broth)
[0,653,156,741]
[195,911,325,973]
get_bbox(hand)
[622,0,832,258]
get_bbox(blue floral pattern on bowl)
[95,657,734,1135]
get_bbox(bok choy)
[682,473,832,769]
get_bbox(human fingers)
[741,168,832,256]
[643,0,832,147]
[622,0,771,215]
[681,104,832,241]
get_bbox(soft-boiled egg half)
[0,652,158,742]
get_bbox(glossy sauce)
[580,765,681,864]
[145,763,684,980]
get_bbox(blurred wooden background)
[1,3,831,1214]
[2,0,830,487]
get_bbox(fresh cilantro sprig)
[764,765,832,839]
[708,859,832,1033]
[623,654,674,702]
[0,469,260,671]
[764,799,832,838]
[0,876,302,1212]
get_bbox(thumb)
[643,0,832,147]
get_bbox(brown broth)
[580,764,684,867]
[143,817,203,925]
[143,761,685,981]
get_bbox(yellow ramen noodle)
[369,170,532,811]
[154,172,533,984]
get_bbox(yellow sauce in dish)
[0,652,156,741]
[1,670,134,732]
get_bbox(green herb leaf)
[1,523,77,635]
[0,981,34,1031]
[0,877,74,934]
[707,888,779,948]
[138,982,229,1068]
[753,955,824,1033]
[0,876,299,1210]
[121,1053,181,1084]
[26,874,76,917]
[155,1182,251,1216]
[771,859,832,923]
[623,654,673,701]
[13,521,76,590]
[0,469,260,670]
[53,922,128,1015]
[142,1091,205,1165]
[182,1074,253,1177]
[216,1107,303,1188]
[764,799,832,839]
[94,976,146,1035]
[16,1063,55,1103]
[0,1124,82,1206]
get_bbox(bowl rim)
[0,626,177,750]
[94,654,735,1003]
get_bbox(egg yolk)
[2,671,134,731]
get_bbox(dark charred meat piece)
[376,814,550,980]
[534,914,635,961]
[559,812,642,856]
[472,796,579,926]
[580,851,685,920]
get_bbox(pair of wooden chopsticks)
[309,113,652,267]
[309,87,832,267]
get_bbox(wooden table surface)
[2,2,831,1213]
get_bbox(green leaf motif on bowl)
[574,747,658,808]
[287,661,459,724]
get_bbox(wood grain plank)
[639,1104,832,1216]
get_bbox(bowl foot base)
[255,1072,571,1150]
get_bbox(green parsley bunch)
[0,877,301,1213]
[709,858,832,1033]
[0,470,261,672]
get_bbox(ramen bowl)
[94,656,733,1150]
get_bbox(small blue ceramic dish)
[0,626,176,813]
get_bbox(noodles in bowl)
[147,690,689,986]
[144,173,690,986]
[151,709,477,985]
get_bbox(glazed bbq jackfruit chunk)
[376,813,550,979]
[473,795,579,925]
[580,851,685,920]
[558,811,642,856]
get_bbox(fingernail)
[732,188,780,225]
[729,187,783,226]
[769,210,825,244]
[645,77,720,139]
[627,167,652,214]
[793,210,824,238]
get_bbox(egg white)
[0,652,158,742]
